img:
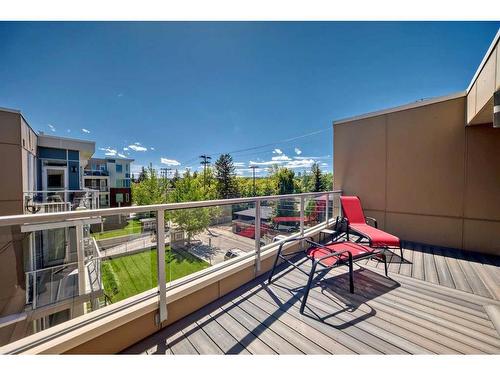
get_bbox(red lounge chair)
[340,196,403,260]
[267,237,387,314]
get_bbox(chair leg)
[268,247,283,284]
[382,253,388,277]
[300,261,318,314]
[399,244,404,262]
[348,259,354,293]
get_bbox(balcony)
[23,190,100,214]
[123,238,500,354]
[84,170,109,177]
[0,191,499,354]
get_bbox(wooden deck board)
[123,241,500,355]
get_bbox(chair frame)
[267,236,388,314]
[339,196,404,260]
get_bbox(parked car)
[224,248,246,261]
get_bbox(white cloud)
[129,144,148,152]
[160,157,181,166]
[283,159,316,169]
[123,147,129,151]
[99,147,117,156]
[272,148,283,155]
[272,154,291,161]
[233,162,246,167]
[82,128,90,134]
[294,147,302,155]
[249,160,282,166]
[117,93,124,97]
[293,155,330,161]
[117,153,127,158]
[134,142,141,145]
[235,167,268,176]
[150,147,155,151]
[48,124,56,132]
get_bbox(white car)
[224,248,246,261]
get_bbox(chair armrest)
[365,216,378,228]
[276,236,316,255]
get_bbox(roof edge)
[466,28,500,94]
[38,133,95,146]
[333,91,466,125]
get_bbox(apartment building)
[83,157,134,208]
[0,108,103,344]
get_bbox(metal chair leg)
[268,245,284,284]
[300,261,318,314]
[400,244,404,262]
[382,253,388,276]
[348,258,354,293]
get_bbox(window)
[116,164,123,173]
[126,193,130,202]
[115,193,124,203]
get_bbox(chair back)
[340,196,365,224]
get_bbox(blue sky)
[0,22,498,177]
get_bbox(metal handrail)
[2,190,341,227]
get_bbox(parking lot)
[188,225,255,264]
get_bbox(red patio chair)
[267,237,387,314]
[339,196,403,260]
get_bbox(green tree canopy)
[167,170,218,243]
[309,162,325,192]
[132,166,168,205]
[214,153,239,199]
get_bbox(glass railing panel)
[91,211,158,306]
[303,193,328,231]
[164,202,258,287]
[259,197,301,241]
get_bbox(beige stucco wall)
[334,96,500,255]
[0,110,38,216]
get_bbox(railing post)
[156,209,168,325]
[254,200,261,274]
[300,196,305,249]
[325,193,329,224]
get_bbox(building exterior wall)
[334,96,500,255]
[0,110,38,216]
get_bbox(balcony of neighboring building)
[23,189,100,214]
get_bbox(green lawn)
[92,219,142,240]
[101,247,210,302]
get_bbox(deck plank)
[196,314,250,354]
[282,268,484,354]
[207,307,276,354]
[122,240,500,355]
[422,245,440,285]
[432,247,456,289]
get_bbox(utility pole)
[199,155,212,192]
[160,167,172,180]
[249,165,259,196]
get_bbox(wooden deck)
[123,242,500,354]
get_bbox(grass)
[101,246,210,302]
[92,219,142,240]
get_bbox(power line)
[177,126,331,166]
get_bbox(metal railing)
[23,189,100,214]
[0,190,341,351]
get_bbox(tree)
[269,165,296,195]
[167,170,219,243]
[214,153,239,199]
[309,162,325,192]
[137,166,147,183]
[268,166,298,218]
[132,166,168,205]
